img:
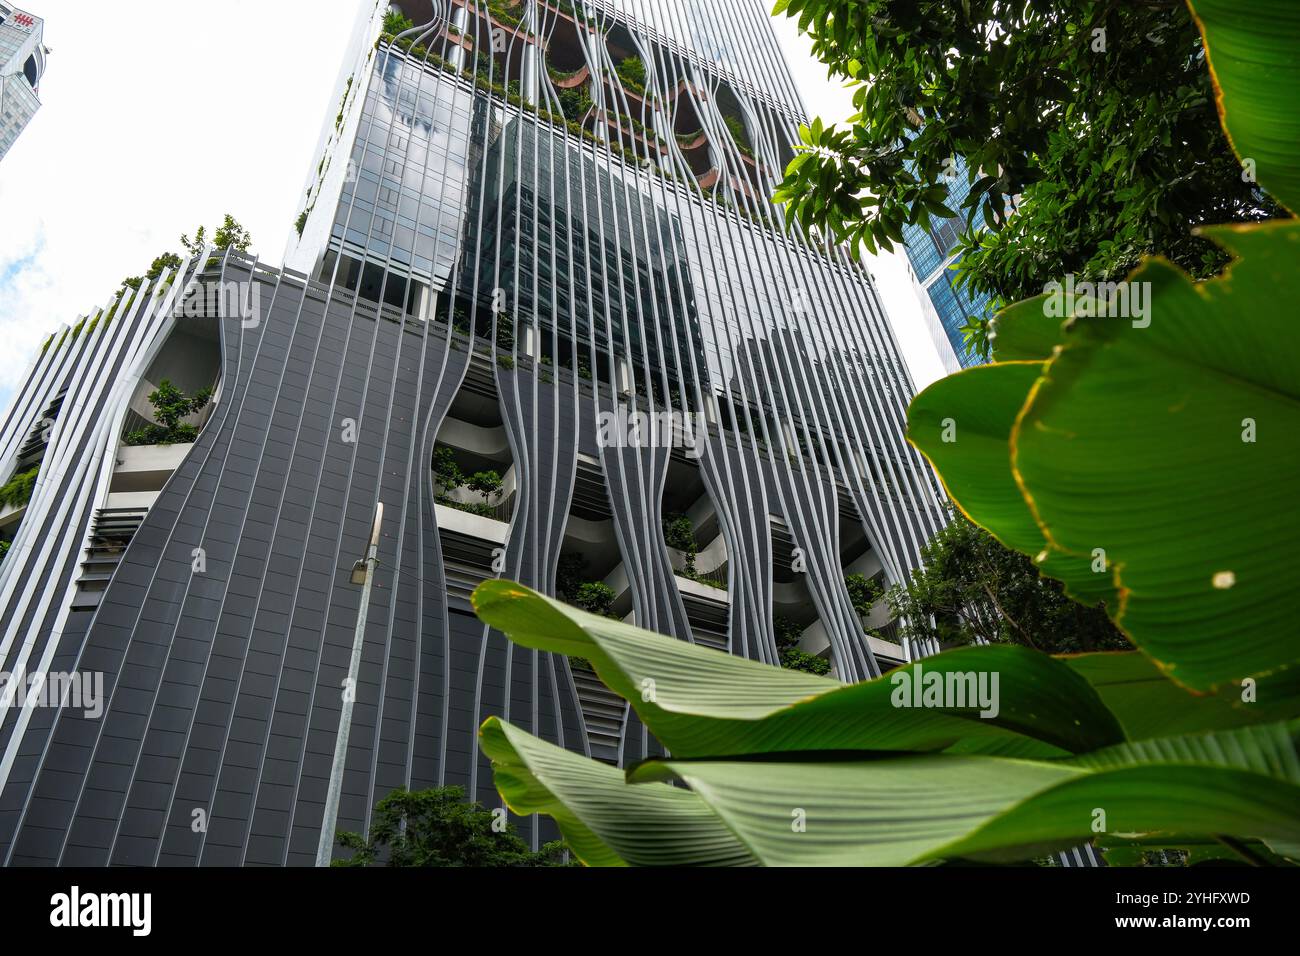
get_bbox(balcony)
[110,442,195,494]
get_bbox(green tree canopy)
[467,469,504,504]
[887,511,1130,655]
[334,786,571,867]
[122,215,254,294]
[123,380,213,447]
[772,0,1286,324]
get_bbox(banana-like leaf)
[473,580,1124,756]
[479,717,757,866]
[990,298,1070,362]
[907,361,1119,608]
[1066,651,1300,740]
[1012,223,1300,690]
[625,720,1300,866]
[1189,0,1300,212]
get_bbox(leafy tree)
[432,444,464,494]
[121,215,254,294]
[887,511,1129,655]
[467,469,504,505]
[121,252,183,292]
[0,540,9,564]
[573,581,616,618]
[844,572,882,618]
[774,614,832,676]
[180,226,209,259]
[334,786,573,867]
[0,467,39,509]
[662,513,698,574]
[771,0,1286,352]
[183,213,252,257]
[212,214,254,253]
[123,380,213,447]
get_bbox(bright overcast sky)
[0,0,942,409]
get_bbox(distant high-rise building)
[900,156,997,370]
[0,0,948,865]
[0,3,46,162]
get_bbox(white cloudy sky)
[0,0,942,409]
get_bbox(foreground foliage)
[771,0,1286,335]
[474,582,1299,866]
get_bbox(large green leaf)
[1189,0,1300,212]
[906,362,1118,608]
[473,580,1124,756]
[624,720,1300,866]
[1011,223,1300,690]
[631,753,1082,866]
[989,297,1070,362]
[1066,651,1300,740]
[479,717,757,866]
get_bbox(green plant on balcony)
[844,572,882,620]
[486,0,524,31]
[467,470,504,506]
[123,380,213,448]
[614,55,646,93]
[557,85,592,122]
[433,444,465,494]
[0,467,39,510]
[573,581,616,619]
[724,114,753,158]
[774,614,831,676]
[383,9,415,35]
[662,512,697,575]
[547,63,586,84]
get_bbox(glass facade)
[293,0,951,660]
[900,155,996,368]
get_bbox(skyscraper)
[0,3,45,163]
[0,0,947,865]
[899,155,997,371]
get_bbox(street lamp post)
[315,502,384,867]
